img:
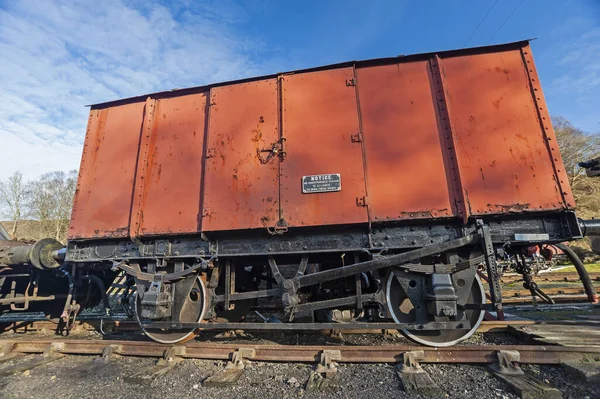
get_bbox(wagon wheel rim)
[135,275,207,344]
[386,269,485,347]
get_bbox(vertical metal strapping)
[129,97,157,240]
[352,64,372,234]
[519,45,575,209]
[198,88,212,232]
[428,56,469,223]
[277,75,285,227]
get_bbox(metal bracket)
[477,219,503,312]
[356,196,368,207]
[225,348,256,370]
[206,148,215,158]
[345,78,356,86]
[267,218,288,235]
[489,350,524,376]
[396,350,442,395]
[350,132,363,143]
[97,344,122,364]
[398,350,425,374]
[44,342,65,357]
[315,349,342,377]
[157,345,187,367]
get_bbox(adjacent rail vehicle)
[2,40,599,346]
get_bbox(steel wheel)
[135,276,207,344]
[386,269,485,347]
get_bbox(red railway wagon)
[69,40,574,239]
[3,40,597,347]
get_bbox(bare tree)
[29,170,77,243]
[553,116,600,218]
[0,171,29,238]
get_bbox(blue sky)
[0,0,598,180]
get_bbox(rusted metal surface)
[428,56,469,221]
[280,68,368,227]
[520,44,575,209]
[439,49,568,216]
[131,93,208,236]
[2,339,600,364]
[202,79,280,231]
[356,61,455,222]
[70,40,574,239]
[69,102,145,239]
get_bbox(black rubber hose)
[555,243,599,304]
[82,275,111,316]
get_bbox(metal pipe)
[0,238,64,270]
[81,275,111,316]
[51,248,67,262]
[57,269,74,321]
[0,295,56,305]
[555,243,598,304]
[579,219,600,237]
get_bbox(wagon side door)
[279,68,368,228]
[202,79,281,231]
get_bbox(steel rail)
[1,338,600,364]
[500,272,600,283]
[2,319,599,335]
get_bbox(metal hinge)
[351,132,363,143]
[346,78,356,87]
[356,196,368,207]
[206,148,215,158]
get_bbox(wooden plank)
[396,367,442,396]
[203,369,244,387]
[493,372,562,399]
[0,353,64,376]
[562,362,600,383]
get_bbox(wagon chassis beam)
[212,234,481,315]
[142,320,472,331]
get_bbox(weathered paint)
[202,79,280,231]
[131,93,208,236]
[279,67,368,227]
[356,61,455,221]
[69,102,145,239]
[440,49,565,215]
[69,41,575,240]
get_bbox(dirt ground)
[1,351,598,399]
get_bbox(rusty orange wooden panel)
[440,49,567,215]
[68,101,145,239]
[280,68,368,227]
[202,79,280,231]
[356,61,455,222]
[131,93,208,236]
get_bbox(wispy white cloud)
[551,27,600,95]
[0,0,274,180]
[536,5,600,134]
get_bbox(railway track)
[500,285,598,297]
[2,318,600,397]
[500,271,600,284]
[1,318,595,335]
[1,338,600,365]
